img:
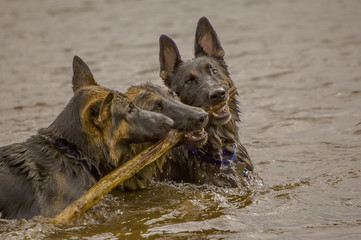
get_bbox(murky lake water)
[1,0,360,239]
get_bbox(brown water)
[1,0,361,239]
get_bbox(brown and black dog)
[122,82,208,190]
[157,17,255,187]
[126,82,208,146]
[0,56,174,219]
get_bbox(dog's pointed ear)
[72,55,97,93]
[95,92,114,126]
[194,17,224,59]
[159,35,182,87]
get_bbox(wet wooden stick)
[228,86,237,100]
[51,129,184,224]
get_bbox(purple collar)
[41,135,101,180]
[185,143,248,175]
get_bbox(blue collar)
[185,143,248,175]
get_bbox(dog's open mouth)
[181,128,208,145]
[209,102,230,120]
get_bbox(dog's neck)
[204,95,240,154]
[45,113,142,178]
[44,96,120,176]
[36,128,101,180]
[44,117,116,179]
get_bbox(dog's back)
[0,132,96,219]
[0,142,40,219]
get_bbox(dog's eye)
[206,63,212,69]
[212,68,218,74]
[127,103,135,114]
[186,76,196,85]
[152,101,163,111]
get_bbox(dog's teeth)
[212,112,219,117]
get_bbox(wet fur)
[156,17,254,187]
[122,82,208,190]
[0,56,173,219]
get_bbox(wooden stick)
[203,86,237,113]
[51,129,184,224]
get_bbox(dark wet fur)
[0,56,174,219]
[122,82,208,190]
[156,17,255,187]
[126,82,208,133]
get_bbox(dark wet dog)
[126,82,208,146]
[122,82,208,190]
[157,17,255,187]
[0,56,174,219]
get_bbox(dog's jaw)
[203,101,231,126]
[181,128,208,147]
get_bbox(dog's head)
[126,82,208,147]
[159,17,235,126]
[69,56,174,164]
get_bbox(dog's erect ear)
[159,35,182,87]
[72,55,97,93]
[95,92,114,126]
[194,17,224,59]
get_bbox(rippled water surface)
[1,0,360,239]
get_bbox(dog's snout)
[196,111,208,128]
[209,88,226,104]
[173,108,208,131]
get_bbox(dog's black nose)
[195,111,208,127]
[209,88,226,104]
